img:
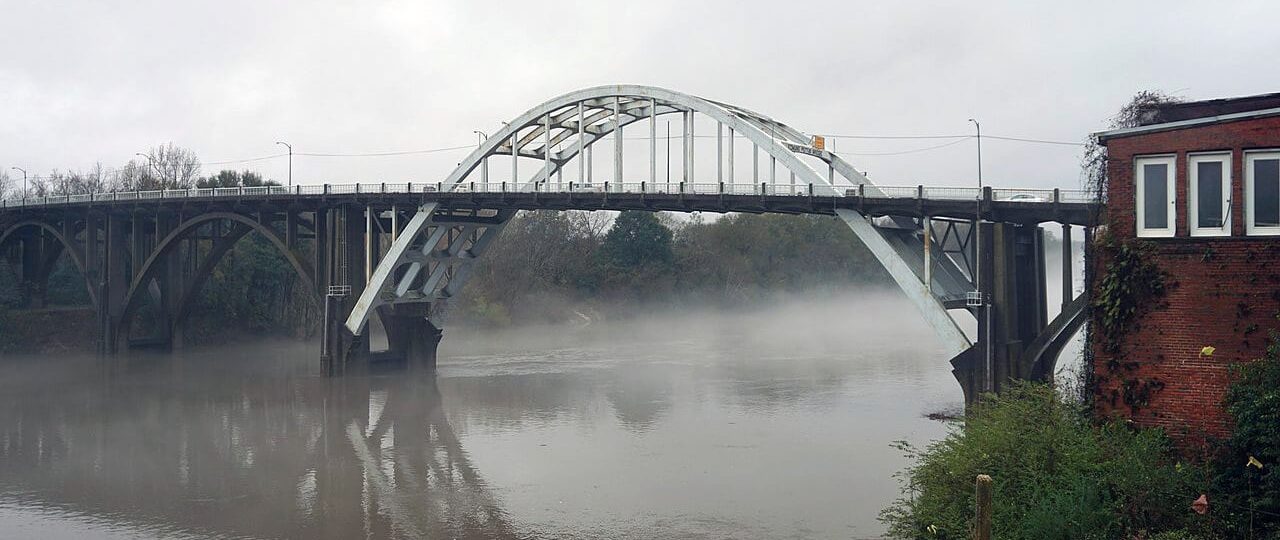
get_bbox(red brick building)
[1094,93,1280,443]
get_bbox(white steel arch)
[346,85,972,355]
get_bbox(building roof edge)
[1094,106,1280,142]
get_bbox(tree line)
[453,209,890,326]
[0,142,272,200]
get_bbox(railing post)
[719,181,724,194]
[1053,188,1061,203]
[760,182,766,195]
[859,184,866,198]
[436,181,442,193]
[381,182,386,193]
[604,181,610,193]
[641,181,646,193]
[502,181,507,192]
[295,185,300,195]
[679,182,685,194]
[808,183,814,196]
[407,182,413,193]
[355,184,360,194]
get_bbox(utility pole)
[969,118,991,394]
[275,141,293,186]
[10,166,26,198]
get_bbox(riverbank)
[0,307,96,355]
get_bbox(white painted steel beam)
[346,85,971,355]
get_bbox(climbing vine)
[1076,91,1184,412]
[1090,232,1169,412]
[1081,90,1184,205]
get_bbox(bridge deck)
[0,183,1099,226]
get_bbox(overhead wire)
[294,144,475,157]
[983,135,1084,146]
[834,137,974,156]
[823,133,1084,147]
[7,130,1085,181]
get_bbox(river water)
[0,291,965,539]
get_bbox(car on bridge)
[998,193,1048,203]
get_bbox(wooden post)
[975,474,993,540]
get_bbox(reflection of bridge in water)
[0,356,518,539]
[0,85,1098,402]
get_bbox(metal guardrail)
[0,182,1096,209]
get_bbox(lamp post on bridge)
[473,131,489,190]
[275,141,292,187]
[134,153,163,186]
[10,167,26,198]
[969,118,992,394]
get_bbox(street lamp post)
[10,167,26,198]
[473,131,488,189]
[968,118,991,394]
[275,141,293,186]
[134,153,162,186]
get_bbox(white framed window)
[1246,150,1280,236]
[1135,155,1176,238]
[1189,152,1232,237]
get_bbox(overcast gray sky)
[2,0,1276,190]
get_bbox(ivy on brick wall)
[1091,232,1168,413]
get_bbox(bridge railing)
[0,182,1095,209]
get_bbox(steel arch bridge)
[349,85,971,347]
[0,85,1095,402]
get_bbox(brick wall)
[1095,116,1280,445]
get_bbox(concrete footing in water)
[380,303,443,371]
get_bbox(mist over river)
[0,290,965,539]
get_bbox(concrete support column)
[313,208,328,296]
[156,213,179,350]
[104,213,128,354]
[320,206,374,374]
[954,222,1050,404]
[285,212,298,250]
[381,303,442,371]
[130,215,144,279]
[20,233,44,309]
[1061,224,1073,310]
[988,223,1048,388]
[337,205,369,367]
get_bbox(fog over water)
[0,290,970,539]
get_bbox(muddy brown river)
[0,292,967,539]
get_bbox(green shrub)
[1211,332,1280,538]
[881,383,1198,539]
